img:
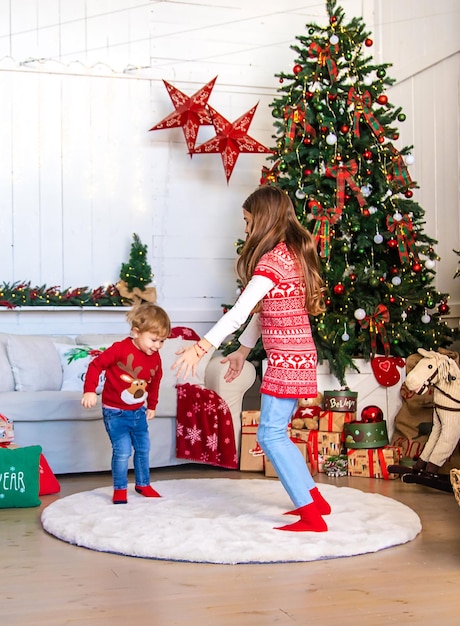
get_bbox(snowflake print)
[176,423,184,437]
[217,398,228,413]
[177,386,187,399]
[185,425,202,445]
[206,433,219,452]
[204,400,215,413]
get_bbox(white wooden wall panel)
[0,0,458,335]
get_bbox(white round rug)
[41,478,421,564]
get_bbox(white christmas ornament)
[330,34,339,45]
[361,184,372,198]
[354,308,367,321]
[391,276,402,286]
[363,75,373,86]
[368,206,378,214]
[295,188,306,199]
[424,259,436,270]
[341,332,350,342]
[374,233,384,244]
[421,313,431,324]
[393,211,403,222]
[405,154,415,165]
[326,133,337,145]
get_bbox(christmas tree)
[119,233,153,291]
[223,0,457,383]
[117,233,157,305]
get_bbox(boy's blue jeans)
[257,393,315,508]
[102,406,151,490]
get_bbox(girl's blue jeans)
[102,406,151,490]
[257,393,315,508]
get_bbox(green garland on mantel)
[0,281,131,308]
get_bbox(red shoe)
[135,485,161,498]
[113,489,127,504]
[284,487,331,516]
[276,502,328,532]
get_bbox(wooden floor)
[2,464,459,626]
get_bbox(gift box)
[240,424,265,472]
[344,420,389,449]
[323,389,358,412]
[0,413,14,444]
[321,454,348,477]
[305,430,344,473]
[318,410,355,433]
[241,410,261,426]
[347,446,401,479]
[264,439,316,478]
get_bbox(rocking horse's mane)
[416,350,460,384]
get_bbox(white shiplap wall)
[0,0,458,335]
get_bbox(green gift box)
[344,421,389,449]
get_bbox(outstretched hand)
[171,345,201,380]
[220,347,249,383]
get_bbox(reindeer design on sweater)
[117,354,157,406]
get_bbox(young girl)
[82,302,171,504]
[173,185,330,532]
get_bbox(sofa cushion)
[7,335,63,391]
[54,343,107,392]
[0,390,102,423]
[0,334,15,392]
[0,445,42,508]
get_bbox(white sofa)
[0,331,256,474]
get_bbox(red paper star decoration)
[192,104,272,182]
[149,77,217,153]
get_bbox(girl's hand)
[171,346,201,380]
[220,346,250,383]
[146,409,156,420]
[81,392,97,408]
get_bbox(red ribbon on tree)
[284,104,316,147]
[359,304,391,357]
[326,159,367,210]
[260,160,280,185]
[308,41,339,83]
[347,88,385,138]
[310,201,342,258]
[387,144,414,192]
[386,213,419,264]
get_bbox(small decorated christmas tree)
[223,0,457,383]
[117,233,157,305]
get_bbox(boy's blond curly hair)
[126,302,171,337]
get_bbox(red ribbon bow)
[359,304,391,357]
[347,87,385,138]
[310,201,342,258]
[387,144,414,192]
[326,159,367,211]
[284,104,316,147]
[386,213,419,264]
[308,41,339,83]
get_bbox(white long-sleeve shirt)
[204,275,274,349]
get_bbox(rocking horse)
[389,348,460,492]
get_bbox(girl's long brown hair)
[237,185,325,316]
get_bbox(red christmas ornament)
[378,135,385,144]
[389,266,399,275]
[304,137,312,145]
[364,38,373,47]
[389,295,396,303]
[412,262,422,273]
[279,77,284,84]
[393,133,399,140]
[328,93,338,101]
[330,15,338,23]
[349,273,357,282]
[192,104,272,183]
[321,126,328,134]
[362,150,372,160]
[405,189,414,198]
[387,239,398,249]
[362,208,370,217]
[377,94,388,105]
[439,302,450,315]
[149,77,217,153]
[304,168,313,176]
[361,405,383,423]
[333,283,345,295]
[293,64,302,75]
[340,125,349,133]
